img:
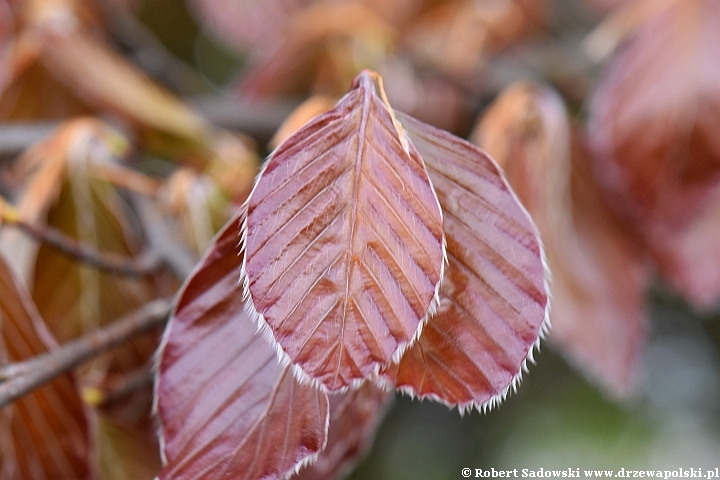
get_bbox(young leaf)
[381,112,548,411]
[473,82,648,397]
[294,381,392,480]
[157,215,329,480]
[0,253,91,480]
[244,71,445,392]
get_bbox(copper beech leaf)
[380,112,548,411]
[157,214,329,480]
[244,70,445,392]
[295,381,392,480]
[0,253,90,480]
[473,82,648,397]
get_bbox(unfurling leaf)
[295,381,392,480]
[0,253,90,480]
[157,215,329,480]
[244,70,445,392]
[380,112,548,411]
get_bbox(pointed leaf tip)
[244,72,445,391]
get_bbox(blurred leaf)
[404,0,548,77]
[158,168,231,257]
[474,82,648,397]
[643,185,720,309]
[95,413,161,480]
[0,0,13,86]
[0,119,104,283]
[584,0,679,61]
[588,0,720,306]
[294,381,392,480]
[188,0,306,52]
[1,118,170,477]
[380,111,548,411]
[239,2,394,98]
[0,253,90,479]
[0,1,258,196]
[244,71,445,391]
[157,214,329,480]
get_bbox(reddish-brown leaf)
[294,381,392,480]
[640,184,720,308]
[188,0,306,51]
[403,0,548,77]
[380,111,548,411]
[238,3,394,99]
[588,0,720,305]
[0,3,258,194]
[473,82,648,397]
[157,214,329,480]
[0,120,170,477]
[244,71,445,392]
[0,253,91,480]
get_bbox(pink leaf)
[156,215,329,480]
[381,111,548,411]
[244,70,445,391]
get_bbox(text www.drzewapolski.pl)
[461,468,720,479]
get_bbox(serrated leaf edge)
[239,73,446,394]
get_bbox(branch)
[1,217,162,278]
[0,298,171,408]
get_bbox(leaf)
[188,0,306,51]
[294,381,392,480]
[238,2,394,98]
[0,2,258,195]
[403,0,548,77]
[0,252,91,479]
[157,214,329,480]
[381,111,548,411]
[1,119,172,476]
[244,70,445,392]
[95,413,162,480]
[641,185,720,307]
[587,0,720,305]
[473,82,648,397]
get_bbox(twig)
[2,218,162,278]
[0,298,171,408]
